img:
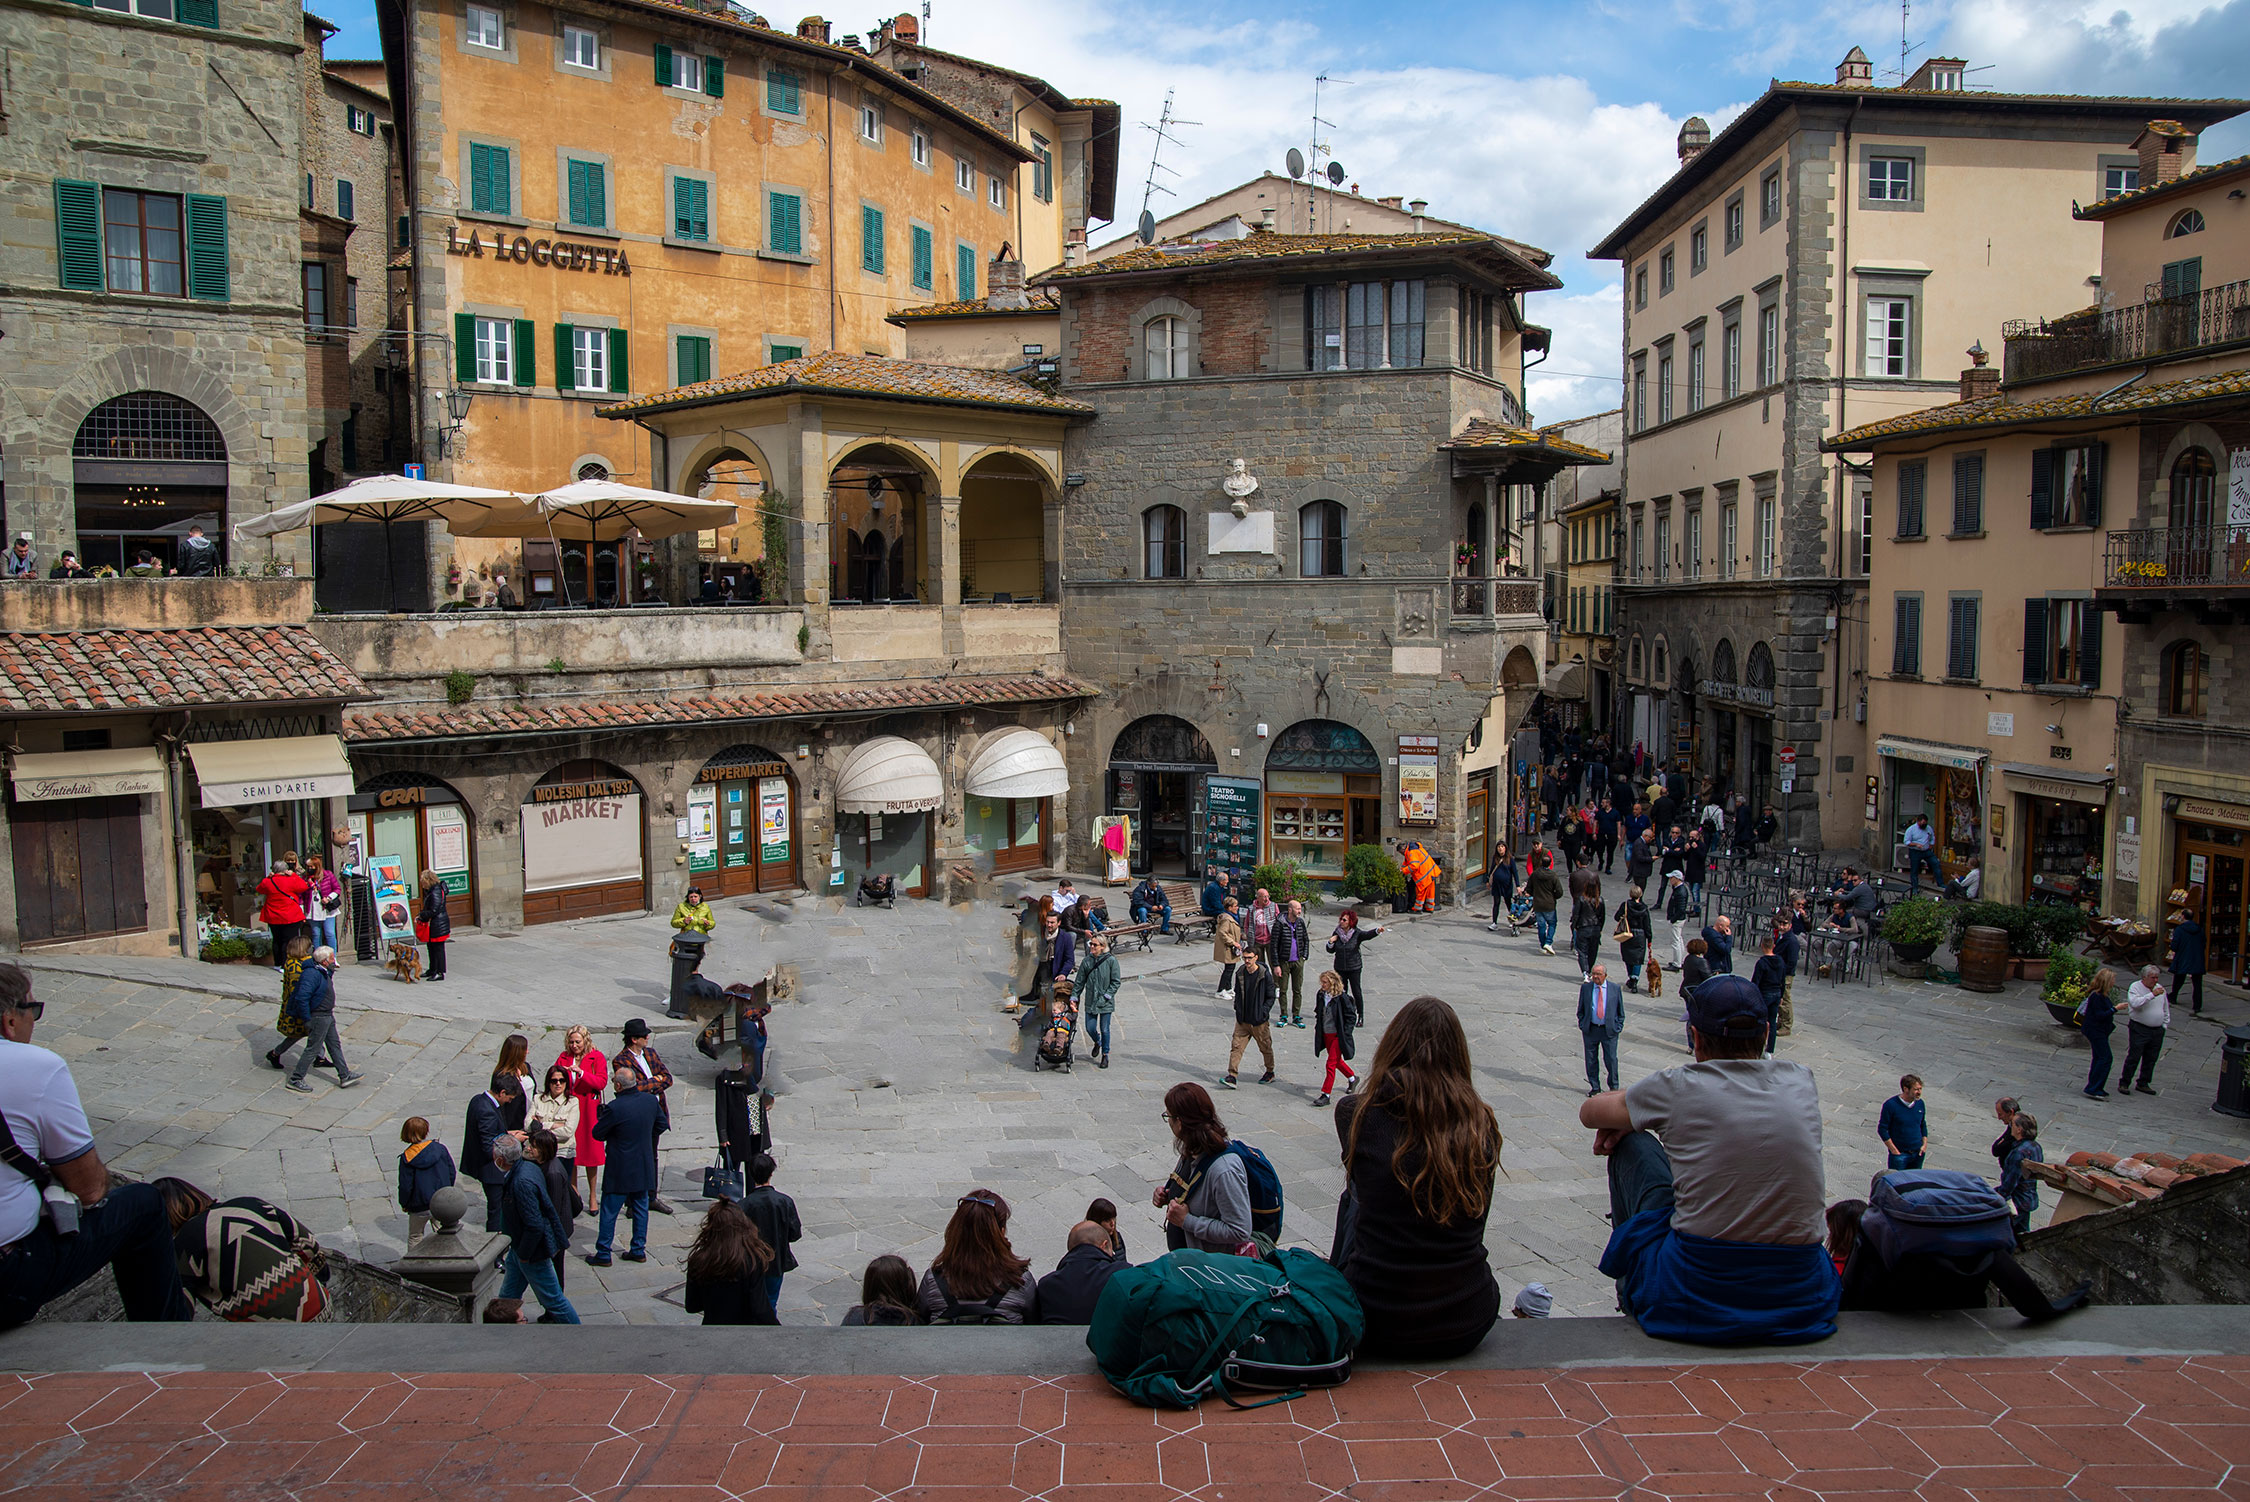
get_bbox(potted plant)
[199,935,249,964]
[1881,897,1947,968]
[1250,860,1309,905]
[2040,946,2099,1027]
[1341,844,1406,908]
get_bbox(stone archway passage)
[1107,714,1217,876]
[71,391,227,574]
[521,760,647,923]
[690,745,799,897]
[1265,719,1383,881]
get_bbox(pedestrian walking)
[586,1062,667,1266]
[714,1046,770,1166]
[2078,969,2118,1100]
[282,947,361,1094]
[554,1025,609,1209]
[1527,861,1565,956]
[1577,963,1624,1096]
[1998,1113,2044,1238]
[1624,828,1656,894]
[1153,1084,1254,1256]
[1594,799,1620,874]
[255,855,310,969]
[739,1152,801,1310]
[1223,948,1277,1089]
[1989,1098,2022,1165]
[1683,830,1710,915]
[1569,884,1605,981]
[2119,965,2169,1096]
[1212,898,1244,1001]
[1487,844,1520,933]
[301,854,342,953]
[396,1116,456,1247]
[464,1073,519,1231]
[493,1135,578,1322]
[1005,896,1051,1011]
[1774,921,1802,1039]
[1902,815,1940,896]
[2167,910,2206,1016]
[1309,970,1358,1107]
[683,1198,778,1325]
[1325,907,1384,1016]
[1614,885,1652,992]
[1879,1074,1928,1169]
[265,935,326,1075]
[1273,900,1312,1026]
[1073,933,1122,1069]
[417,870,450,981]
[1751,933,1786,1053]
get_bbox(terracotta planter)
[2013,956,2050,982]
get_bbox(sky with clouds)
[321,0,2250,423]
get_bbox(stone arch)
[1712,638,1738,685]
[829,440,935,604]
[1126,293,1202,382]
[959,448,1054,602]
[1652,634,1671,688]
[677,439,776,599]
[957,442,1060,490]
[1745,642,1774,694]
[1501,644,1541,690]
[1628,633,1646,684]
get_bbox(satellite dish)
[1326,160,1346,186]
[1286,147,1305,179]
[1136,209,1156,245]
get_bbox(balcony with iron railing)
[2002,279,2250,384]
[2101,524,2250,590]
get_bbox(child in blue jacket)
[398,1115,459,1246]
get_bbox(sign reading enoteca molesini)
[447,224,631,276]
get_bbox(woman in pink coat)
[555,1024,608,1204]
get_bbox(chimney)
[2135,120,2196,186]
[1835,46,1872,85]
[1063,226,1085,266]
[987,252,1028,310]
[1676,116,1710,163]
[1960,340,1998,403]
[795,14,830,41]
[1408,198,1428,232]
[1256,205,1276,234]
[891,9,917,42]
[1378,195,1403,211]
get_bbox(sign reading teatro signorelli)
[447,224,631,276]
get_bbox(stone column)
[1042,496,1064,608]
[935,492,963,655]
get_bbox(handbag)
[702,1154,745,1202]
[414,919,431,942]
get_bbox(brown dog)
[1645,958,1665,998]
[386,939,423,983]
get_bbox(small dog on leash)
[386,939,424,983]
[1645,958,1665,998]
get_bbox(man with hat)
[3,533,35,580]
[1579,973,1837,1345]
[614,1019,678,1214]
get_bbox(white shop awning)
[10,747,166,802]
[1875,735,1987,772]
[186,735,354,808]
[964,727,1069,799]
[835,735,943,814]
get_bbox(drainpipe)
[159,713,194,958]
[826,76,838,352]
[2091,363,2154,408]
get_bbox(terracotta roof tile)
[0,627,370,714]
[2029,1148,2247,1209]
[1038,231,1563,291]
[2074,151,2250,219]
[1441,417,1614,464]
[1827,364,2250,449]
[345,672,1100,743]
[886,289,1060,322]
[596,350,1091,418]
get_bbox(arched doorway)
[520,760,646,923]
[348,772,479,932]
[1672,653,1697,772]
[829,445,929,604]
[72,391,227,573]
[1744,643,1776,812]
[960,452,1050,602]
[688,447,774,602]
[1107,715,1216,876]
[690,744,799,895]
[965,726,1068,874]
[1265,719,1383,882]
[1710,640,1739,793]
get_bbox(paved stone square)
[22,873,2250,1325]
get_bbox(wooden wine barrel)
[1958,924,2011,993]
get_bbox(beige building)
[1552,410,1624,735]
[1834,125,2250,939]
[1591,49,2243,846]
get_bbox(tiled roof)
[1826,365,2250,448]
[2027,1149,2246,1208]
[887,289,1060,322]
[1038,232,1563,291]
[596,351,1092,418]
[1441,418,1614,464]
[345,672,1100,743]
[0,628,371,715]
[2075,152,2250,219]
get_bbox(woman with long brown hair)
[494,1033,536,1131]
[1333,996,1503,1359]
[1152,1082,1252,1254]
[682,1197,778,1325]
[916,1188,1037,1323]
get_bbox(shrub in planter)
[1341,844,1406,905]
[1250,860,1310,904]
[2030,903,2089,955]
[200,936,248,963]
[1948,900,2043,956]
[1881,897,1948,954]
[2042,946,2099,1009]
[246,931,273,960]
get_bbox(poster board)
[520,794,644,893]
[759,778,792,864]
[1204,775,1262,873]
[370,854,415,946]
[687,784,718,873]
[425,803,472,896]
[1397,735,1439,826]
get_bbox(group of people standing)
[1211,890,1383,1103]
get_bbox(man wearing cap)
[615,1020,677,1214]
[1579,973,1837,1345]
[1510,1283,1553,1318]
[2,534,35,580]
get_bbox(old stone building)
[1591,49,2243,845]
[0,0,312,573]
[1037,230,1597,890]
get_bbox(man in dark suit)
[1576,962,1625,1097]
[1033,1221,1128,1325]
[587,1062,668,1266]
[464,1072,521,1231]
[616,1018,678,1214]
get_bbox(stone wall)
[1062,280,1278,383]
[2014,1164,2250,1307]
[0,577,314,631]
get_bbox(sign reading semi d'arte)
[447,224,632,276]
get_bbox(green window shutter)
[184,193,229,301]
[177,0,218,26]
[454,312,477,382]
[861,205,884,274]
[677,335,710,385]
[957,244,975,298]
[673,177,708,240]
[554,322,576,392]
[770,343,803,362]
[654,43,672,86]
[768,69,800,113]
[607,328,629,394]
[469,143,510,216]
[703,56,724,98]
[567,160,605,229]
[769,191,800,254]
[53,179,104,291]
[911,225,932,289]
[513,318,535,387]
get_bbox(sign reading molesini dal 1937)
[447,223,631,276]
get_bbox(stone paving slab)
[16,877,2250,1327]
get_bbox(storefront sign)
[1204,775,1261,872]
[201,771,352,806]
[1397,736,1439,827]
[532,796,632,827]
[2115,829,2141,884]
[2006,773,2108,805]
[2176,797,2250,829]
[759,778,791,864]
[531,779,635,804]
[1698,680,1775,710]
[12,767,164,802]
[1266,771,1343,796]
[699,761,786,784]
[447,224,632,275]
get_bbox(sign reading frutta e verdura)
[447,224,632,276]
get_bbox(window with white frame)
[1658,247,1674,295]
[1865,297,1910,376]
[1756,494,1776,577]
[1867,156,1914,201]
[955,156,974,193]
[1721,318,1741,399]
[1656,348,1674,423]
[667,50,702,91]
[1855,483,1873,574]
[1685,507,1702,581]
[911,129,930,168]
[572,326,608,391]
[473,315,513,383]
[464,4,503,48]
[1758,302,1779,386]
[1631,355,1647,431]
[1653,512,1670,582]
[1761,169,1782,226]
[858,97,881,143]
[1720,500,1738,579]
[1686,333,1705,412]
[1724,196,1743,249]
[1630,514,1644,580]
[1031,134,1053,202]
[2103,164,2139,199]
[1689,224,1707,274]
[562,24,598,68]
[987,174,1004,209]
[1144,316,1186,380]
[94,0,177,17]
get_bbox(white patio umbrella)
[233,474,536,609]
[515,479,745,605]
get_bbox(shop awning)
[186,735,354,808]
[965,727,1069,799]
[10,747,166,802]
[1999,762,2114,803]
[835,735,943,814]
[1545,660,1586,698]
[1875,735,1986,771]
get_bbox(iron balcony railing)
[1449,578,1541,618]
[2104,524,2250,588]
[2003,279,2250,384]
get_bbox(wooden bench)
[1163,880,1217,945]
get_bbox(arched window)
[2163,640,2207,718]
[1712,639,1738,685]
[1653,638,1670,685]
[1143,504,1185,579]
[2169,449,2216,532]
[1143,315,1186,380]
[1300,500,1346,577]
[1628,635,1645,680]
[2169,208,2206,238]
[576,460,610,481]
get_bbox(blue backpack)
[1170,1141,1285,1247]
[1860,1169,2015,1266]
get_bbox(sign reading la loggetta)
[447,224,631,276]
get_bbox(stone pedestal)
[391,1186,507,1320]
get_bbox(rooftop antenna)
[920,0,929,46]
[1895,0,1912,82]
[1307,73,1351,233]
[1135,89,1197,235]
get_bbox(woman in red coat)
[555,1024,609,1205]
[255,854,312,969]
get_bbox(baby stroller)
[1032,986,1078,1072]
[856,872,896,909]
[1508,890,1535,928]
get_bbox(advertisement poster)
[759,779,791,864]
[370,855,414,945]
[687,784,718,873]
[1397,735,1440,827]
[425,804,472,895]
[1203,776,1261,873]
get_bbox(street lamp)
[437,386,473,457]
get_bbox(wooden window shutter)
[454,312,476,382]
[607,328,628,394]
[1953,452,1983,534]
[177,0,218,26]
[673,177,708,240]
[1892,596,1918,675]
[1897,459,1924,537]
[2083,441,2106,527]
[2079,603,2103,688]
[2021,598,2048,685]
[184,194,229,301]
[654,43,672,85]
[2029,448,2054,530]
[554,323,576,392]
[861,205,883,273]
[52,179,104,291]
[703,56,724,97]
[769,192,800,253]
[512,318,535,387]
[911,224,932,288]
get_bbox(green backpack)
[1085,1247,1364,1410]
